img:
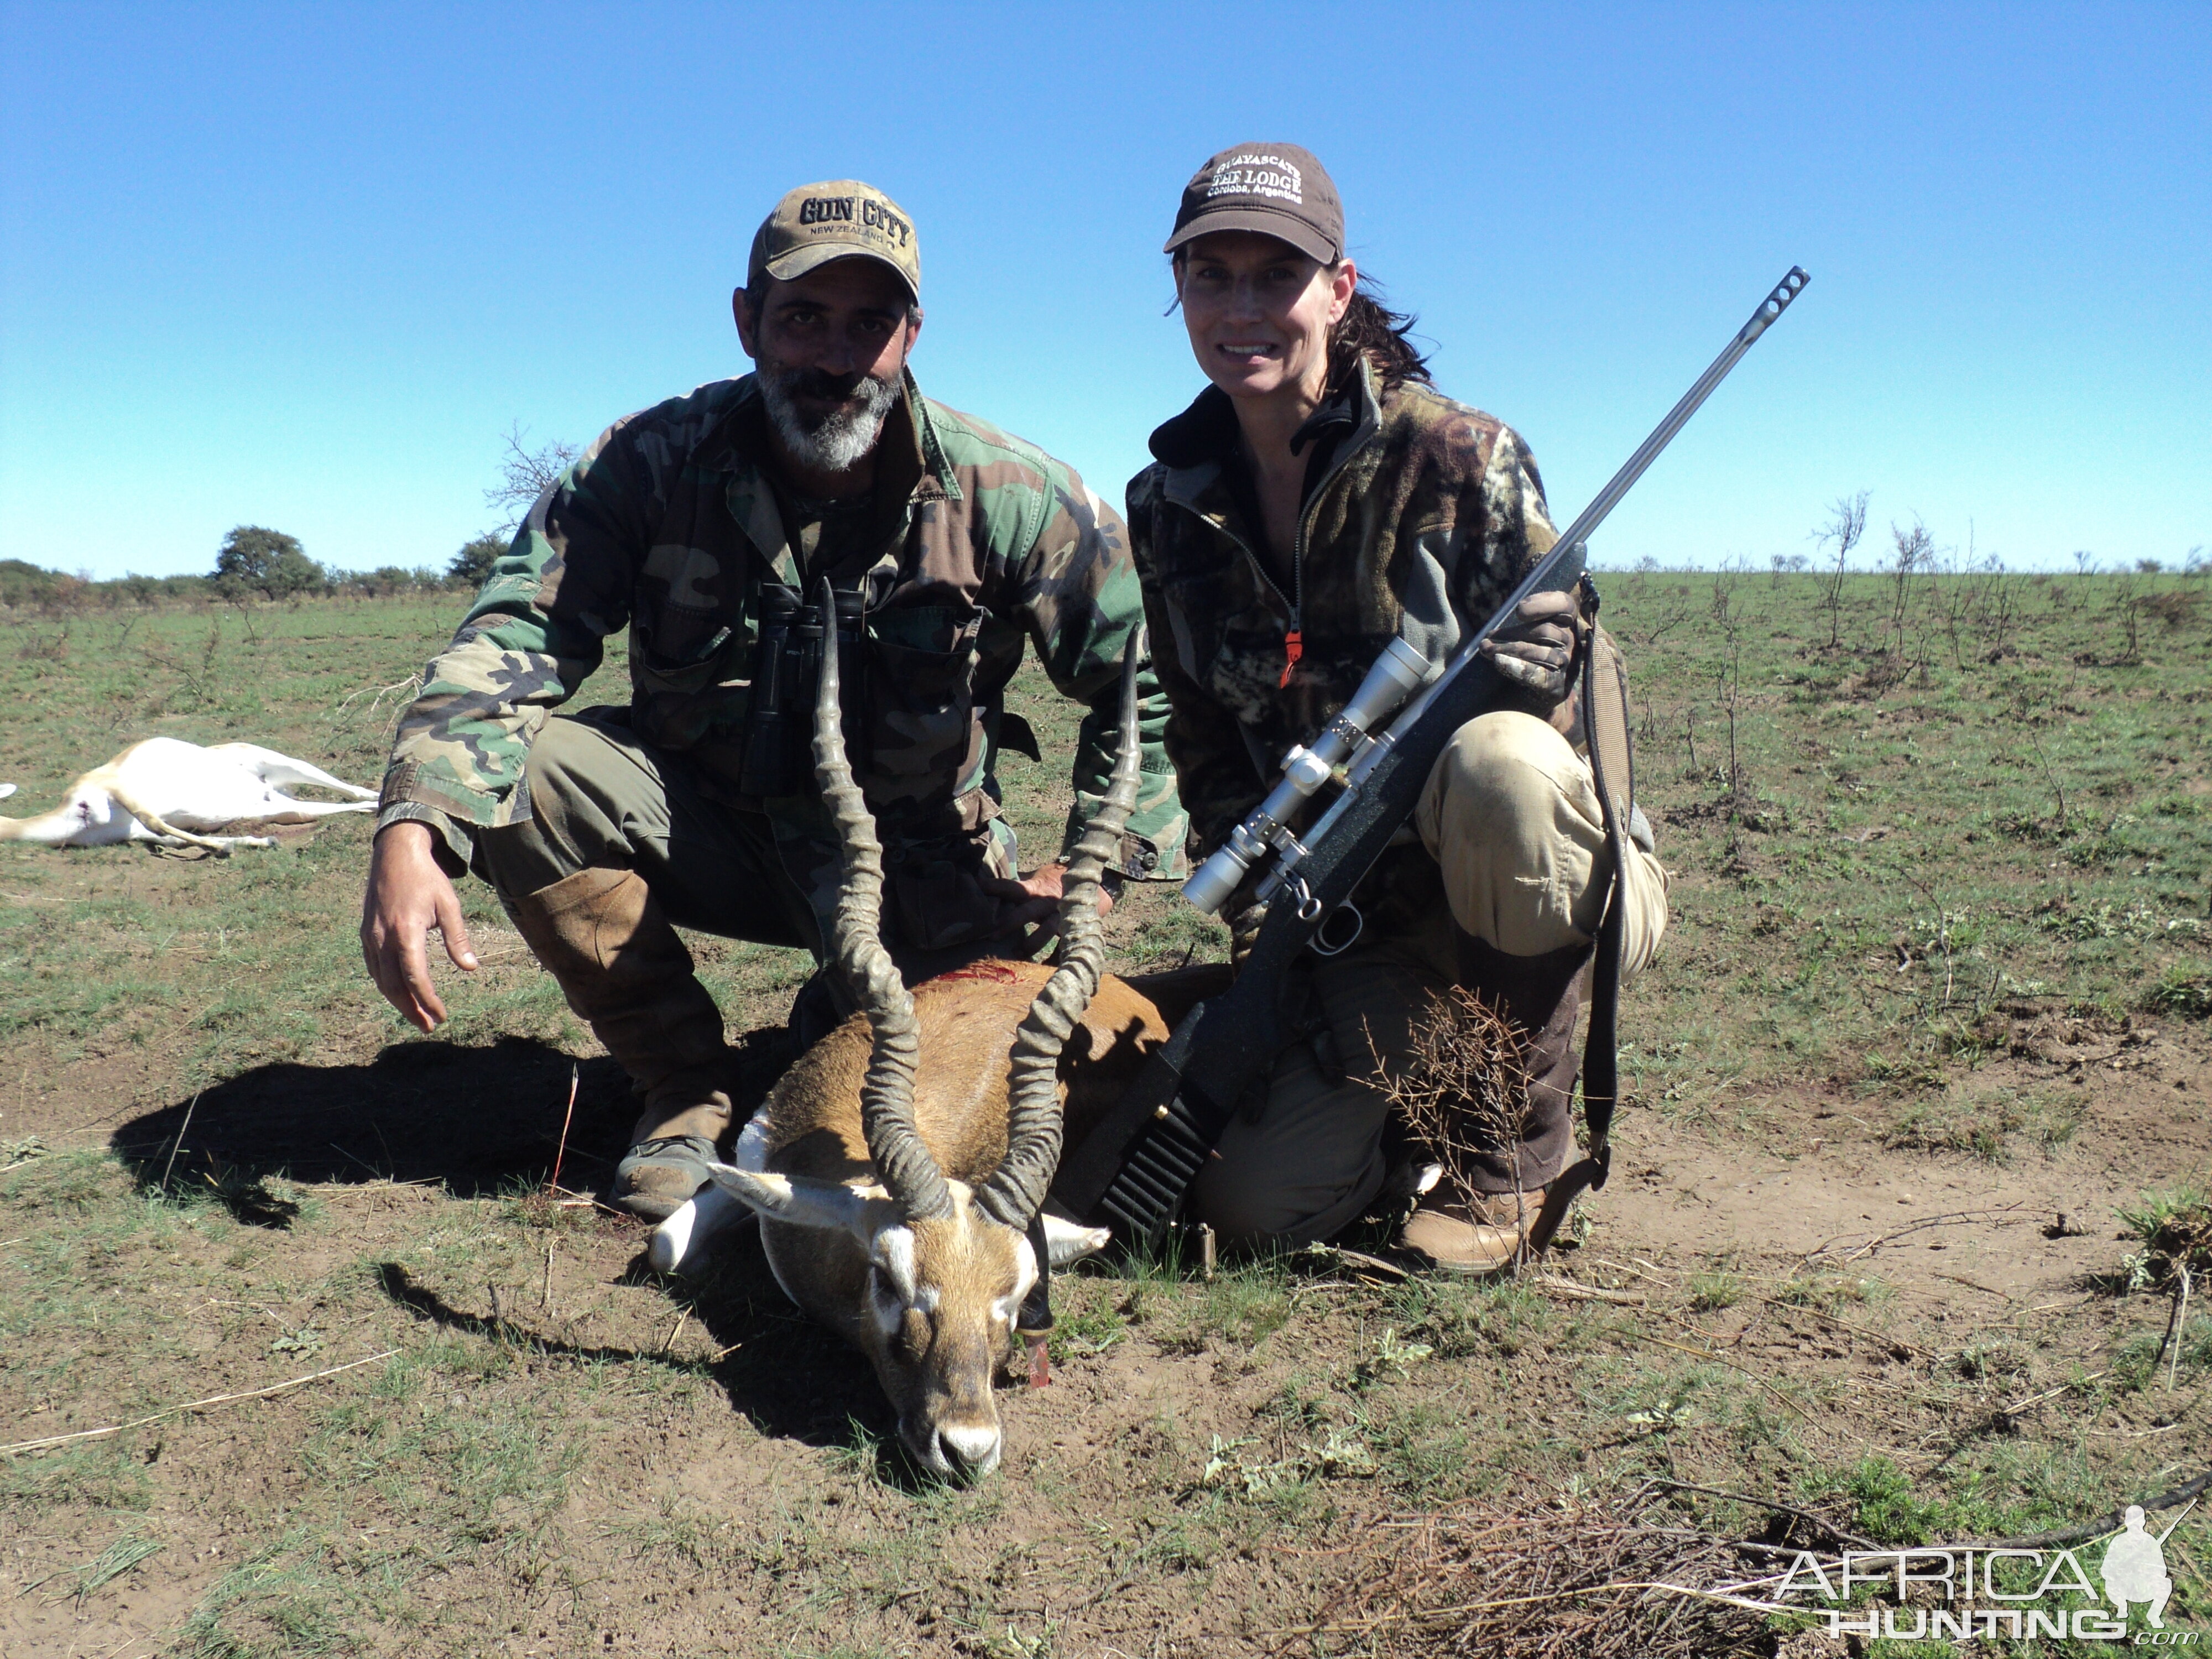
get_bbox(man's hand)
[361,821,479,1031]
[980,862,1117,942]
[1478,588,1580,701]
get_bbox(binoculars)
[738,583,868,799]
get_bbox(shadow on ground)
[105,1029,898,1451]
[107,1027,795,1214]
[373,1254,902,1457]
[107,1036,639,1206]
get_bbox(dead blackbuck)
[650,588,1164,1479]
[0,738,376,853]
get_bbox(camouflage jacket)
[1126,362,1559,947]
[380,371,1188,952]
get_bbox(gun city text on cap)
[1164,143,1343,265]
[749,180,921,302]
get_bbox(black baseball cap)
[1164,143,1343,264]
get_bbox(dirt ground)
[2,989,2205,1657]
[3,577,2207,1655]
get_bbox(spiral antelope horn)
[976,627,1148,1232]
[809,580,951,1223]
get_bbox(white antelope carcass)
[0,738,376,853]
[650,591,1165,1480]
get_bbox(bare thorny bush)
[1289,1486,1784,1657]
[1814,489,1867,651]
[336,671,426,737]
[1371,987,1532,1202]
[487,422,581,531]
[1796,491,2093,677]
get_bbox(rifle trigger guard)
[1310,900,1364,958]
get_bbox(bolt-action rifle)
[1052,268,1811,1240]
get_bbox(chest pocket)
[633,545,744,694]
[1167,554,1290,729]
[869,604,983,712]
[865,603,985,802]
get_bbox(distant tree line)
[1,531,487,613]
[1,425,585,613]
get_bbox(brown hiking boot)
[1384,937,1591,1274]
[1396,1186,1549,1276]
[504,867,733,1220]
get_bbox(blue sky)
[2,2,2205,580]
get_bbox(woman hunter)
[1126,143,1670,1272]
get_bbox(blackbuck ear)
[1041,1213,1111,1267]
[705,1161,891,1242]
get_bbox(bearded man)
[361,180,1187,1220]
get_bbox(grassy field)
[0,570,2206,1657]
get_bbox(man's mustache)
[782,367,884,403]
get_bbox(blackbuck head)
[701,582,1145,1480]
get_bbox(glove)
[1478,588,1580,702]
[1227,896,1269,972]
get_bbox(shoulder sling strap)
[1527,574,1637,1251]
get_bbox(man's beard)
[759,365,900,474]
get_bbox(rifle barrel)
[1359,266,1809,779]
[1551,267,1809,559]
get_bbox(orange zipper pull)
[1279,629,1303,688]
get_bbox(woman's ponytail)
[1329,279,1431,393]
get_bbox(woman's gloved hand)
[1477,588,1580,701]
[1228,895,1270,971]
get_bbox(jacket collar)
[1150,358,1383,517]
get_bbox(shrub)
[2143,963,2212,1020]
[0,559,81,608]
[213,525,320,602]
[448,533,508,588]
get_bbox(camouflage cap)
[1165,143,1343,265]
[749,179,921,301]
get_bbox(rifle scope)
[1182,637,1436,915]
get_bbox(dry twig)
[1649,1479,1879,1551]
[548,1061,580,1196]
[0,1350,397,1455]
[1801,1204,2027,1266]
[1373,987,1531,1207]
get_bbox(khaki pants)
[1188,710,1669,1245]
[474,708,823,953]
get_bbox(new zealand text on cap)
[1164,144,1343,265]
[749,180,921,302]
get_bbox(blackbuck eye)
[867,1268,904,1334]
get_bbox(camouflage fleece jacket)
[1126,361,1558,946]
[379,370,1188,952]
